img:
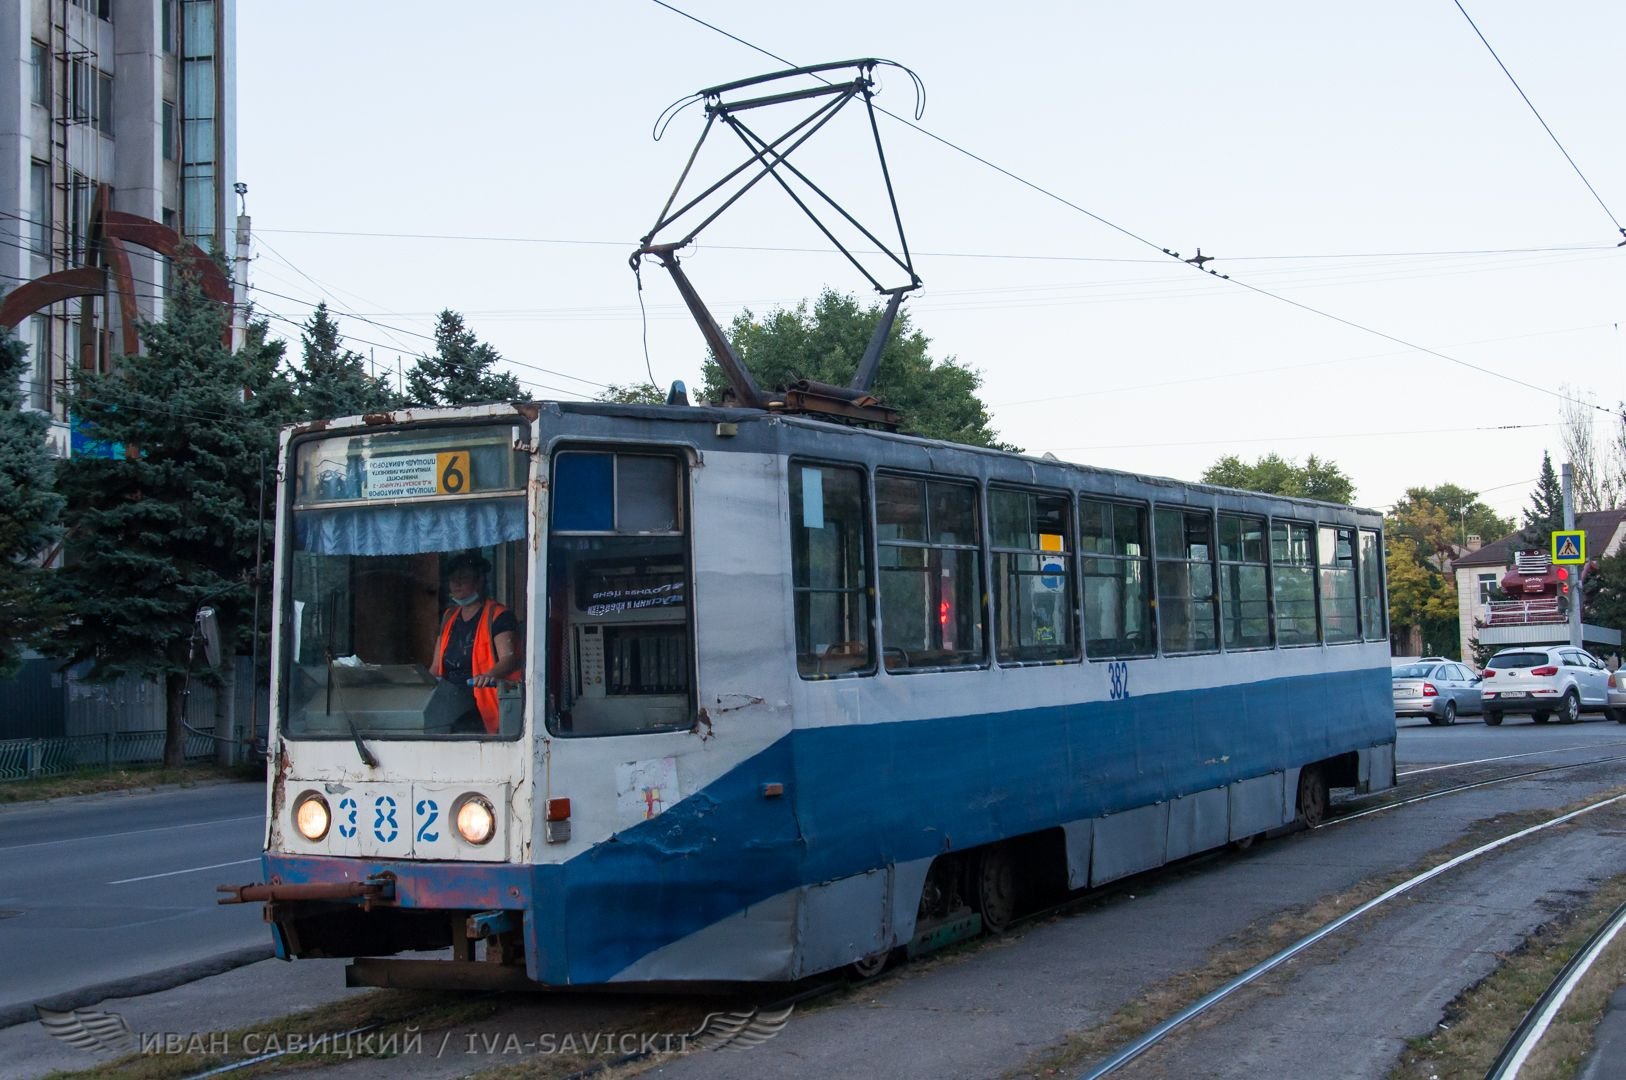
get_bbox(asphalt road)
[6,720,1626,1078]
[0,782,271,1020]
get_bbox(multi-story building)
[0,0,237,455]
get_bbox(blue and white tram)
[231,399,1395,988]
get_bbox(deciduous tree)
[1200,453,1354,504]
[700,289,1014,450]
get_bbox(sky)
[236,1,1626,525]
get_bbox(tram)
[222,397,1396,989]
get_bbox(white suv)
[1480,645,1611,726]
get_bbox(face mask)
[452,592,482,608]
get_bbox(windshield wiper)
[345,713,379,768]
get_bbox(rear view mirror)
[196,606,223,669]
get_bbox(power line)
[1451,0,1625,240]
[252,223,1607,265]
[1041,421,1559,455]
[644,2,1622,418]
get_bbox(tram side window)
[1359,529,1386,641]
[1080,499,1155,658]
[876,474,984,670]
[547,450,691,737]
[1273,521,1318,646]
[1319,525,1359,643]
[791,463,873,678]
[1219,513,1270,649]
[1155,508,1218,654]
[990,487,1077,664]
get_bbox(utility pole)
[1562,462,1581,647]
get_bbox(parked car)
[1606,670,1626,724]
[1480,645,1611,725]
[1392,660,1481,725]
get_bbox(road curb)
[0,945,275,1031]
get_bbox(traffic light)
[1558,566,1570,596]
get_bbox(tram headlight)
[455,794,497,845]
[293,791,331,841]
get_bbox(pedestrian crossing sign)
[1552,530,1585,564]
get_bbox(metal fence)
[0,729,217,783]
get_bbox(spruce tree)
[42,274,287,764]
[1521,450,1566,552]
[0,328,64,675]
[404,310,525,407]
[292,302,399,419]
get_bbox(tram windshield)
[282,424,530,741]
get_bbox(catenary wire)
[643,2,1621,416]
[1450,0,1625,238]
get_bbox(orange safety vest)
[433,599,520,734]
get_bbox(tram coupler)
[217,872,397,906]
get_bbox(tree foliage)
[701,289,1014,449]
[0,328,64,675]
[289,302,399,419]
[1200,453,1354,504]
[597,382,666,405]
[40,275,287,764]
[1388,485,1513,556]
[404,310,526,407]
[1521,450,1565,552]
[1585,547,1626,637]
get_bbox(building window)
[96,71,113,135]
[790,463,872,678]
[1155,508,1219,654]
[1360,529,1386,640]
[162,0,176,52]
[990,487,1076,664]
[30,161,50,256]
[1272,521,1318,646]
[1477,572,1498,606]
[1219,513,1270,649]
[25,317,49,412]
[1080,498,1154,658]
[876,473,984,671]
[67,172,92,266]
[162,100,176,160]
[69,60,90,122]
[31,41,48,106]
[1319,526,1359,643]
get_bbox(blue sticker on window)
[553,453,614,532]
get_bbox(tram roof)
[285,400,1383,525]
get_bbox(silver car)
[1392,661,1482,725]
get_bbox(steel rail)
[1486,897,1626,1079]
[1077,791,1626,1079]
[1399,742,1619,778]
[1326,754,1626,827]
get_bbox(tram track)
[131,746,1626,1080]
[1071,790,1626,1079]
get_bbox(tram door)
[547,449,693,736]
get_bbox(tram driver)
[431,553,522,733]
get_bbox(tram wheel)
[974,847,1019,933]
[1296,766,1329,830]
[848,947,893,980]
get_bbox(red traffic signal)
[1558,565,1570,594]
